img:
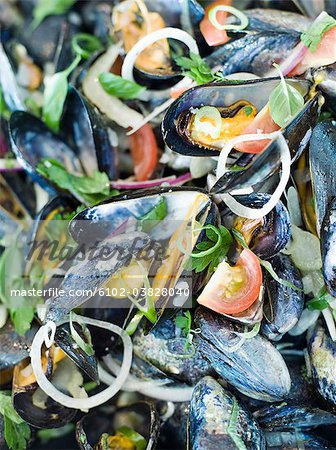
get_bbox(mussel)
[12,347,78,428]
[76,401,160,450]
[194,308,291,401]
[162,78,316,158]
[261,253,304,341]
[232,194,291,260]
[9,87,117,196]
[132,316,212,385]
[188,376,266,449]
[309,119,336,296]
[307,320,336,407]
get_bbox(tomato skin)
[197,249,262,315]
[234,105,281,154]
[289,26,336,76]
[200,0,232,47]
[130,124,158,181]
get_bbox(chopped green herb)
[307,286,334,311]
[269,63,305,128]
[192,224,233,273]
[140,197,168,232]
[0,391,31,450]
[301,12,336,52]
[175,52,214,85]
[31,0,76,30]
[42,55,81,133]
[99,73,146,100]
[72,33,104,59]
[243,105,254,116]
[24,97,41,117]
[175,310,192,337]
[69,311,95,356]
[116,426,147,450]
[36,159,118,205]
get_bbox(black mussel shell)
[321,197,336,297]
[162,78,312,157]
[232,193,291,260]
[261,253,304,341]
[76,402,160,450]
[61,86,118,180]
[9,111,82,194]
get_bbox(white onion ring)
[216,132,291,219]
[121,27,199,99]
[322,308,336,342]
[30,317,132,410]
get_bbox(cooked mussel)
[188,376,266,449]
[76,401,160,450]
[194,308,291,401]
[162,78,315,157]
[261,253,304,341]
[232,194,291,260]
[9,87,117,196]
[132,316,212,385]
[307,320,336,407]
[12,347,77,428]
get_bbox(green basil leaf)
[269,64,305,128]
[139,197,168,232]
[42,56,81,132]
[37,159,116,206]
[301,12,336,52]
[99,73,146,100]
[175,52,215,85]
[31,0,76,30]
[0,391,31,450]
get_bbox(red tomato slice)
[130,124,158,181]
[200,0,232,47]
[197,249,262,315]
[234,105,281,154]
[289,26,336,76]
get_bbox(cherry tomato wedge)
[200,0,232,47]
[197,249,262,315]
[130,124,158,181]
[234,105,280,154]
[289,26,336,76]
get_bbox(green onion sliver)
[71,33,103,59]
[69,311,95,356]
[235,321,261,339]
[227,397,247,450]
[191,225,222,258]
[259,259,302,292]
[209,5,249,31]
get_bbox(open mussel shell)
[261,253,304,341]
[0,320,36,388]
[162,78,312,157]
[12,349,76,428]
[194,308,291,402]
[69,186,213,243]
[265,430,334,449]
[76,402,160,450]
[9,111,82,194]
[309,119,336,233]
[61,86,118,180]
[232,193,291,260]
[188,376,266,450]
[307,320,336,408]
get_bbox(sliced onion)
[121,27,199,99]
[265,42,308,77]
[216,132,291,219]
[137,384,194,402]
[0,159,23,172]
[209,5,249,31]
[192,106,222,139]
[110,172,192,189]
[83,44,144,129]
[0,305,8,329]
[289,308,320,336]
[322,308,336,341]
[30,317,132,410]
